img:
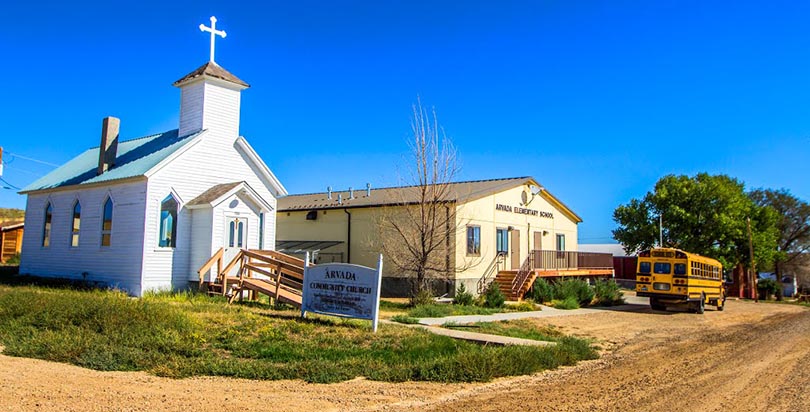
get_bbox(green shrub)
[551,296,580,310]
[453,283,474,306]
[507,301,539,312]
[592,279,624,306]
[531,278,554,303]
[410,288,434,306]
[757,278,780,300]
[553,279,594,307]
[483,283,506,308]
[5,253,20,265]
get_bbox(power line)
[4,151,59,167]
[0,177,21,191]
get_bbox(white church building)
[19,17,286,296]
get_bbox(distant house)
[579,243,637,283]
[18,55,286,295]
[0,222,23,263]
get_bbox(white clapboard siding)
[178,82,204,137]
[144,128,278,287]
[19,180,148,294]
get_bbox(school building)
[277,177,613,299]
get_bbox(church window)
[101,197,113,247]
[159,194,178,248]
[71,201,81,247]
[42,202,53,247]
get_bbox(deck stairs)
[197,248,305,308]
[492,270,537,301]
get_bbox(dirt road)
[378,300,810,412]
[1,299,807,412]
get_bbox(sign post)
[301,254,384,332]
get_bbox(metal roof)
[277,176,583,223]
[20,129,204,193]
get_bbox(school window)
[42,202,53,247]
[101,197,113,247]
[466,226,480,255]
[556,234,565,251]
[496,228,509,254]
[71,201,81,247]
[158,194,178,248]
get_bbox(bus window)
[674,263,686,275]
[654,262,671,274]
[639,262,651,274]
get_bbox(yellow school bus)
[635,248,724,314]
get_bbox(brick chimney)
[97,117,120,175]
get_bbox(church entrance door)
[223,216,247,276]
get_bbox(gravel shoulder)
[2,299,807,412]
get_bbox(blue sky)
[1,0,809,244]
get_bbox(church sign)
[301,255,383,332]
[495,203,553,218]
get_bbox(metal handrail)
[510,254,534,296]
[477,252,506,294]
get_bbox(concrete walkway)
[417,295,649,326]
[408,323,556,346]
[382,295,650,347]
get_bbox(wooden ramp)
[198,249,304,308]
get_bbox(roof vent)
[97,116,120,175]
[327,186,332,200]
[366,183,371,197]
[337,193,343,205]
[349,187,354,200]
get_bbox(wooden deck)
[198,248,304,308]
[491,250,615,301]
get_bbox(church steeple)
[174,16,249,139]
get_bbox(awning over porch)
[276,240,343,254]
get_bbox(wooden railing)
[529,250,613,271]
[477,252,506,295]
[197,247,224,287]
[197,248,305,306]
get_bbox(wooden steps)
[199,248,305,308]
[492,270,537,301]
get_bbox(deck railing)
[529,250,613,271]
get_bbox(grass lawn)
[381,300,540,322]
[444,320,569,343]
[0,283,596,383]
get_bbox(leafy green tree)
[749,189,810,280]
[612,173,778,270]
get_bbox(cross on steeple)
[199,16,227,63]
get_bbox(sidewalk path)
[416,295,649,326]
[382,295,650,347]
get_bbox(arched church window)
[159,194,178,248]
[71,201,81,247]
[101,197,113,247]
[42,202,53,247]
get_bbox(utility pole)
[659,214,663,247]
[746,217,757,302]
[0,146,4,177]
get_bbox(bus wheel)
[696,294,705,315]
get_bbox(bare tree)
[377,99,467,300]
